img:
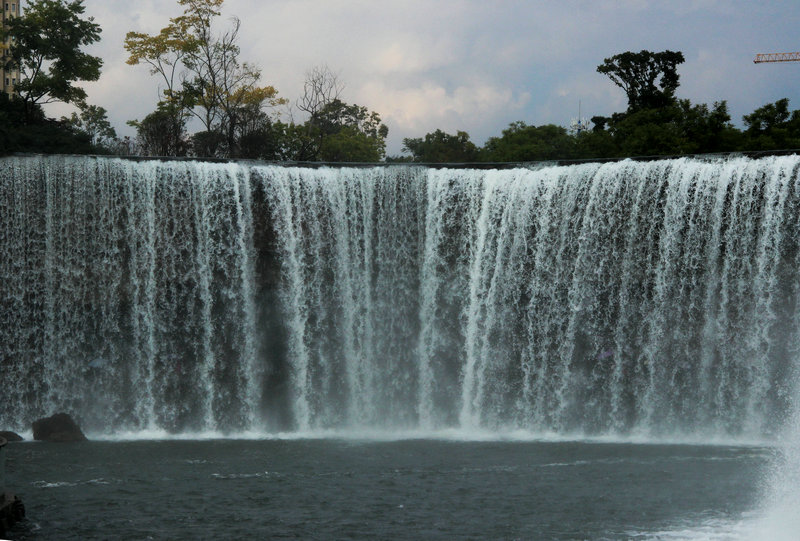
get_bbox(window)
[4,4,8,11]
[11,3,15,11]
[5,78,9,87]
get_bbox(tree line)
[0,0,389,160]
[400,51,800,163]
[121,0,388,161]
[2,1,800,161]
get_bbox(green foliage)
[4,0,102,119]
[128,103,188,157]
[237,120,296,160]
[743,98,791,133]
[597,50,685,112]
[317,127,382,162]
[402,129,478,163]
[675,100,741,153]
[609,107,686,156]
[573,130,618,160]
[383,154,414,163]
[481,122,576,161]
[124,0,286,157]
[741,98,800,150]
[238,127,278,160]
[299,99,388,162]
[0,95,94,155]
[191,129,226,158]
[579,100,738,158]
[62,102,117,150]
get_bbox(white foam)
[32,478,117,488]
[748,417,800,540]
[32,480,78,489]
[628,510,800,541]
[81,427,776,447]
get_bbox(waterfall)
[1,155,799,438]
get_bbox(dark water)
[3,438,770,540]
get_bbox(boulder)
[0,432,23,442]
[32,413,87,442]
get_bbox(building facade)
[1,1,21,95]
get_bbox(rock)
[0,431,23,442]
[0,493,25,537]
[32,413,88,442]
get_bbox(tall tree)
[743,98,792,134]
[2,0,102,121]
[207,21,284,157]
[287,68,387,162]
[597,50,685,111]
[124,0,285,157]
[124,3,198,156]
[294,64,344,160]
[123,13,197,110]
[296,64,343,119]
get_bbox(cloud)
[363,81,529,127]
[358,80,530,153]
[368,37,460,74]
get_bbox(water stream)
[2,155,799,439]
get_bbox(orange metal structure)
[754,52,800,63]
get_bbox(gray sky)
[54,0,800,155]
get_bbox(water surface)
[5,438,770,540]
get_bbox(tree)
[215,68,285,157]
[741,98,800,150]
[676,99,739,153]
[129,103,188,157]
[313,99,388,162]
[124,0,285,157]
[402,129,479,163]
[124,1,202,152]
[597,50,685,112]
[236,120,288,160]
[297,65,343,118]
[231,97,291,160]
[608,107,686,156]
[743,98,792,134]
[2,0,102,121]
[123,17,197,106]
[481,122,576,161]
[573,129,618,159]
[0,86,97,156]
[63,102,117,150]
[600,99,739,157]
[294,65,344,160]
[191,129,226,157]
